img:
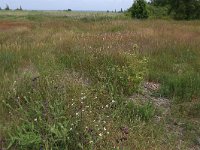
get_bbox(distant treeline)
[0,4,23,11]
[127,0,200,20]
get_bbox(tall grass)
[0,11,200,149]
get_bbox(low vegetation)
[0,11,200,149]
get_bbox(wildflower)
[105,105,109,108]
[76,112,79,116]
[104,127,107,131]
[99,133,103,137]
[81,96,86,100]
[107,132,110,134]
[71,103,74,106]
[70,128,72,131]
[89,141,93,144]
[82,109,85,112]
[111,100,116,103]
[34,118,37,122]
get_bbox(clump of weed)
[0,51,19,75]
[60,48,148,96]
[116,101,155,123]
[3,76,88,149]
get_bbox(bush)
[130,0,149,19]
[147,5,169,19]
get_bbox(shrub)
[130,0,149,19]
[147,5,169,19]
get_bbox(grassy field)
[0,11,200,149]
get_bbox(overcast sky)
[0,0,135,11]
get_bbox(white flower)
[76,112,79,116]
[104,127,107,131]
[81,96,86,100]
[89,141,93,144]
[111,100,116,103]
[70,128,72,131]
[99,133,103,137]
[107,132,110,134]
[82,109,85,112]
[105,105,109,108]
[34,118,37,122]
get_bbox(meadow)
[0,11,200,149]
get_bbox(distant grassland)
[0,11,200,149]
[0,10,126,21]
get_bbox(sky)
[0,0,135,11]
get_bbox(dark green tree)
[169,0,200,19]
[130,0,149,19]
[5,4,10,10]
[19,5,23,11]
[150,0,169,6]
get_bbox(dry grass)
[0,11,200,149]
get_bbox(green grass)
[0,11,200,149]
